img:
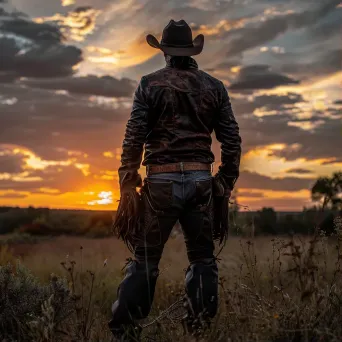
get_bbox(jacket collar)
[165,56,198,69]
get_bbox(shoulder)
[197,69,224,89]
[142,67,169,83]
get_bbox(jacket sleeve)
[118,77,149,191]
[214,81,242,189]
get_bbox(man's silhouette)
[109,19,241,341]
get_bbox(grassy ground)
[1,223,342,341]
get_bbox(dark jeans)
[109,170,218,333]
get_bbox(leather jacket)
[118,57,242,190]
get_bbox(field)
[1,220,342,342]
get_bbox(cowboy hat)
[146,19,204,56]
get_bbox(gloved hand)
[113,173,143,251]
[212,173,232,245]
[213,173,232,197]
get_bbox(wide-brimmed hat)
[146,19,204,56]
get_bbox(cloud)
[0,38,83,78]
[224,0,340,57]
[229,65,299,91]
[61,0,75,6]
[22,75,136,98]
[286,168,313,174]
[233,103,342,161]
[0,191,27,199]
[1,18,63,43]
[279,49,342,80]
[0,83,129,166]
[34,6,101,42]
[0,5,83,79]
[0,148,25,173]
[237,171,315,192]
[190,19,246,38]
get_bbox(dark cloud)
[0,153,25,173]
[0,37,83,78]
[237,171,315,192]
[230,92,304,118]
[0,83,129,164]
[1,18,63,43]
[0,3,83,79]
[237,113,342,161]
[286,168,313,174]
[229,65,299,91]
[0,71,17,83]
[321,158,342,165]
[22,75,136,98]
[279,49,342,80]
[224,0,340,57]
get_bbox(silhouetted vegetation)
[0,219,341,341]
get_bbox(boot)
[110,324,142,342]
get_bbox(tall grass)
[0,217,341,341]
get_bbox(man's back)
[120,56,241,190]
[142,61,221,165]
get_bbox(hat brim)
[146,34,204,56]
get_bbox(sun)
[87,191,113,206]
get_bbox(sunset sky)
[0,0,341,211]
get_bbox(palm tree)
[311,172,342,211]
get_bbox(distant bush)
[83,212,114,238]
[0,232,45,246]
[19,217,52,236]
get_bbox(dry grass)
[1,219,342,341]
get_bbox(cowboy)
[109,19,241,341]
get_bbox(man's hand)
[113,173,143,250]
[213,173,232,198]
[120,173,142,194]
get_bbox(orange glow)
[0,190,119,210]
[242,144,342,178]
[103,151,114,158]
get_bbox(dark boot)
[183,258,218,337]
[110,324,142,342]
[109,259,159,339]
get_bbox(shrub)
[0,262,75,341]
[0,245,15,265]
[19,218,52,236]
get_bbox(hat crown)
[161,19,194,47]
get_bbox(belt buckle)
[180,162,184,172]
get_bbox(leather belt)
[146,162,212,175]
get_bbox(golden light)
[74,163,90,176]
[34,8,101,42]
[61,0,75,6]
[88,56,119,65]
[103,151,114,158]
[288,120,325,131]
[230,66,241,73]
[87,191,113,205]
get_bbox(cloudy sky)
[0,0,341,211]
